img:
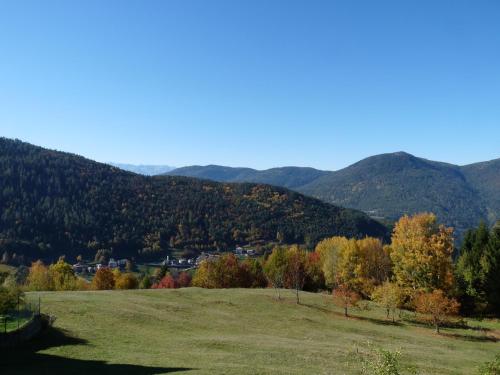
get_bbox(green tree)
[264,246,288,300]
[0,286,23,315]
[372,281,404,322]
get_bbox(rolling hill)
[0,138,387,262]
[168,165,328,189]
[167,153,499,234]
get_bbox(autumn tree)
[26,260,53,291]
[192,254,248,289]
[333,284,361,317]
[92,267,115,290]
[315,236,390,297]
[49,258,77,291]
[240,259,267,288]
[304,251,325,291]
[284,245,307,304]
[115,273,139,289]
[372,281,404,322]
[153,274,177,289]
[415,289,460,333]
[264,246,288,300]
[390,213,454,293]
[315,236,349,288]
[177,272,192,288]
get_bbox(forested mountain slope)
[0,138,387,262]
[168,153,499,234]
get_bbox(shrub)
[478,354,500,375]
[92,267,115,290]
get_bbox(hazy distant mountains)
[167,152,500,234]
[109,163,175,176]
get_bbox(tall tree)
[284,245,307,304]
[455,222,491,313]
[390,213,454,293]
[26,260,53,291]
[264,246,288,300]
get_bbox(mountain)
[461,158,500,224]
[0,138,387,262]
[167,152,500,235]
[299,152,489,234]
[167,165,328,189]
[108,163,175,175]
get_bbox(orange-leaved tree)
[92,267,115,290]
[333,283,361,317]
[415,289,460,333]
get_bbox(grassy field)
[2,288,499,374]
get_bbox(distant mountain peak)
[109,163,176,176]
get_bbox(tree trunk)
[344,306,348,317]
[296,287,299,304]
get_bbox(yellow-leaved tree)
[316,236,391,297]
[390,213,454,294]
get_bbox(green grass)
[0,315,31,333]
[0,264,16,274]
[2,288,499,374]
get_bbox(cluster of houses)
[234,247,256,256]
[72,258,129,275]
[161,256,197,268]
[73,247,259,275]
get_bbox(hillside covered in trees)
[0,138,387,263]
[167,152,500,235]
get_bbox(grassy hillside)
[0,138,387,262]
[3,289,499,374]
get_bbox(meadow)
[2,288,499,375]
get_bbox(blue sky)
[0,0,499,170]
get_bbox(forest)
[0,138,387,263]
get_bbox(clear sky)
[0,0,499,170]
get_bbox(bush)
[0,286,23,315]
[361,346,418,375]
[479,354,500,375]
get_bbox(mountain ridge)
[167,153,500,234]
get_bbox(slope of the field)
[3,289,499,375]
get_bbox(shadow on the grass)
[1,326,194,374]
